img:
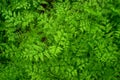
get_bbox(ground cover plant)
[0,0,120,80]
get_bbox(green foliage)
[0,0,120,80]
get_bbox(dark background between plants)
[0,0,120,80]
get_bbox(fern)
[0,0,120,80]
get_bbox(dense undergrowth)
[0,0,120,80]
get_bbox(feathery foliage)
[0,0,120,80]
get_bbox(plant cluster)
[0,0,120,80]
